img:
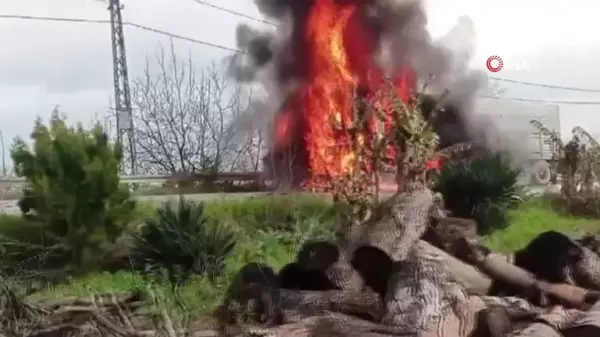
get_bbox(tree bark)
[415,240,492,295]
[468,241,600,309]
[236,312,414,337]
[347,188,435,261]
[276,288,383,322]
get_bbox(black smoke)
[228,0,495,182]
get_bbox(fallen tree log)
[507,323,563,337]
[561,298,600,336]
[423,216,478,254]
[218,285,383,330]
[572,246,600,290]
[414,240,492,295]
[347,188,436,261]
[456,238,600,309]
[236,312,414,337]
[346,187,492,295]
[276,288,382,322]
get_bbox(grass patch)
[202,194,336,232]
[0,214,43,240]
[27,214,335,317]
[28,271,223,325]
[482,198,600,252]
[132,201,158,223]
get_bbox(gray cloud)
[0,39,113,93]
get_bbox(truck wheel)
[532,161,551,185]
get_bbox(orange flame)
[273,0,416,187]
[304,0,357,177]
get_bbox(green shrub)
[134,200,236,287]
[0,215,70,277]
[435,154,523,234]
[10,111,136,268]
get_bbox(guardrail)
[0,172,263,183]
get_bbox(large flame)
[273,0,415,187]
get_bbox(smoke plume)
[226,0,528,184]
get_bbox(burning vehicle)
[230,0,487,190]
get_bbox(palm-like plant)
[134,200,236,287]
[570,126,600,193]
[435,153,522,234]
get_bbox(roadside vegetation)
[2,103,600,333]
[1,195,594,321]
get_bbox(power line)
[3,14,600,106]
[0,14,243,53]
[188,0,277,27]
[483,95,600,105]
[489,76,600,93]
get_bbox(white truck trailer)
[474,98,561,185]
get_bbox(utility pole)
[108,0,136,174]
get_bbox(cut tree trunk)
[423,216,478,253]
[561,299,600,336]
[347,188,435,261]
[467,241,600,309]
[217,285,384,332]
[572,246,600,290]
[383,238,496,336]
[414,240,492,295]
[236,312,414,337]
[276,288,383,322]
[508,323,563,337]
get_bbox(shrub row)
[0,195,337,282]
[2,149,527,280]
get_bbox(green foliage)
[203,195,335,232]
[134,200,236,287]
[368,84,441,188]
[0,215,68,278]
[482,196,600,252]
[27,216,337,318]
[0,195,333,279]
[435,154,522,234]
[234,216,336,265]
[27,196,599,320]
[9,112,136,268]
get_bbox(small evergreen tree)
[10,110,136,268]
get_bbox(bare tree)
[129,42,262,174]
[239,128,266,171]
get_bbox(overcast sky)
[1,0,599,169]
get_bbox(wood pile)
[214,188,600,337]
[3,188,600,336]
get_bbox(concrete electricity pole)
[108,0,136,174]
